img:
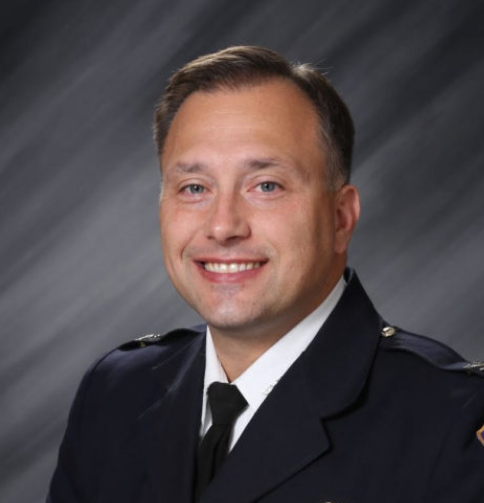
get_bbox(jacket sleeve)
[46,357,103,503]
[423,384,484,502]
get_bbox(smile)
[203,262,263,273]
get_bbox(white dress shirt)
[200,276,345,451]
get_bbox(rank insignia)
[477,423,484,447]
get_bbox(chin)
[203,307,261,334]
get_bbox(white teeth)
[204,262,262,273]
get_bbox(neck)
[210,327,284,381]
[209,270,346,381]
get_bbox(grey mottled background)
[1,1,483,502]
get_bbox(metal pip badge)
[477,423,484,447]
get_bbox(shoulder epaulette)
[379,325,484,378]
[118,326,204,350]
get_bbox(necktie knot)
[207,382,248,425]
[195,382,247,500]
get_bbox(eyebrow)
[169,156,309,181]
[242,157,310,182]
[241,157,281,170]
[171,158,278,173]
[171,162,208,174]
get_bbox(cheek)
[160,210,198,259]
[299,217,335,267]
[262,210,329,273]
[283,204,332,244]
[160,213,181,262]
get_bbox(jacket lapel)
[199,270,383,503]
[135,332,205,503]
[198,361,331,503]
[303,270,383,418]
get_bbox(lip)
[194,259,268,283]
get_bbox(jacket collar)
[135,332,205,503]
[303,268,383,417]
[199,269,384,503]
[133,269,383,503]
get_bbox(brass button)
[381,326,396,337]
[135,333,163,343]
[465,362,484,372]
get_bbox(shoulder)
[371,326,484,458]
[67,324,206,420]
[118,323,206,352]
[85,324,206,384]
[375,325,484,411]
[376,328,484,498]
[378,325,484,378]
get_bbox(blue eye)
[184,184,205,194]
[258,181,278,192]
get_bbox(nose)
[205,192,250,244]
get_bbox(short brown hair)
[153,46,354,186]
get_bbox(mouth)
[201,261,265,274]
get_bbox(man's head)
[156,46,360,346]
[154,45,354,189]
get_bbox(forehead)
[161,80,324,170]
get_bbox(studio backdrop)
[1,1,483,502]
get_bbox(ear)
[334,184,360,254]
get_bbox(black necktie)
[195,382,248,499]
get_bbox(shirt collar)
[201,276,346,428]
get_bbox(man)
[48,46,484,503]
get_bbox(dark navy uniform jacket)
[48,270,484,503]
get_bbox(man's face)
[159,79,359,342]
